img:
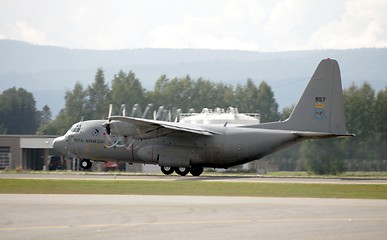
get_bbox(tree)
[300,82,384,174]
[0,87,37,134]
[38,82,87,135]
[256,81,279,122]
[64,82,87,123]
[234,83,245,111]
[220,83,235,108]
[343,82,376,160]
[35,105,52,134]
[280,104,294,121]
[85,68,111,120]
[301,139,346,175]
[38,105,52,125]
[111,70,146,115]
[265,104,299,170]
[37,109,71,135]
[373,87,387,162]
[241,79,259,112]
[148,74,170,108]
[190,78,214,110]
[0,123,6,134]
[45,69,110,134]
[163,76,193,111]
[148,75,195,112]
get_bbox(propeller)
[142,103,153,119]
[108,104,113,120]
[102,104,113,147]
[104,104,113,135]
[102,103,145,149]
[174,109,181,123]
[120,104,126,116]
[103,104,135,149]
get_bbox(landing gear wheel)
[175,167,190,176]
[160,166,174,175]
[190,166,204,176]
[80,159,92,169]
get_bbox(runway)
[2,172,387,184]
[1,194,387,240]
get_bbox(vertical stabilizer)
[256,59,349,134]
[287,58,347,133]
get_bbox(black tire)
[175,167,190,176]
[190,166,204,176]
[80,159,92,169]
[160,166,174,175]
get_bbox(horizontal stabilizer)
[291,131,356,139]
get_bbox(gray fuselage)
[55,120,300,169]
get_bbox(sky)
[1,0,387,51]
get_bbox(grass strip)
[1,179,387,199]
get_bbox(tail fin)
[257,59,351,135]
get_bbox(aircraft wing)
[109,116,219,139]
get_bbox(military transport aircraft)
[53,59,354,176]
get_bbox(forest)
[0,68,386,174]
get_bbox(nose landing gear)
[80,159,92,170]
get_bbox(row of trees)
[269,82,387,174]
[38,69,281,135]
[1,68,386,174]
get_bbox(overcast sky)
[1,0,387,51]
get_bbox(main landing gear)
[160,166,204,176]
[80,159,92,170]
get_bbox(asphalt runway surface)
[1,172,387,184]
[1,194,387,240]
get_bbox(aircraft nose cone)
[53,136,67,154]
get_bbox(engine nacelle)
[103,121,140,138]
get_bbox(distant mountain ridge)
[1,39,386,116]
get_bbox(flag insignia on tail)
[315,103,325,108]
[314,96,326,119]
[314,108,325,119]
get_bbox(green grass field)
[1,178,387,199]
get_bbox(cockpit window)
[70,123,82,133]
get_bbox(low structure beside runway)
[0,135,57,170]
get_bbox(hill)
[0,39,386,116]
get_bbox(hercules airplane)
[53,59,354,176]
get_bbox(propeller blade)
[108,104,113,119]
[120,104,126,116]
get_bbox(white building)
[179,107,260,126]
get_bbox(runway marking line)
[0,219,252,232]
[261,218,387,223]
